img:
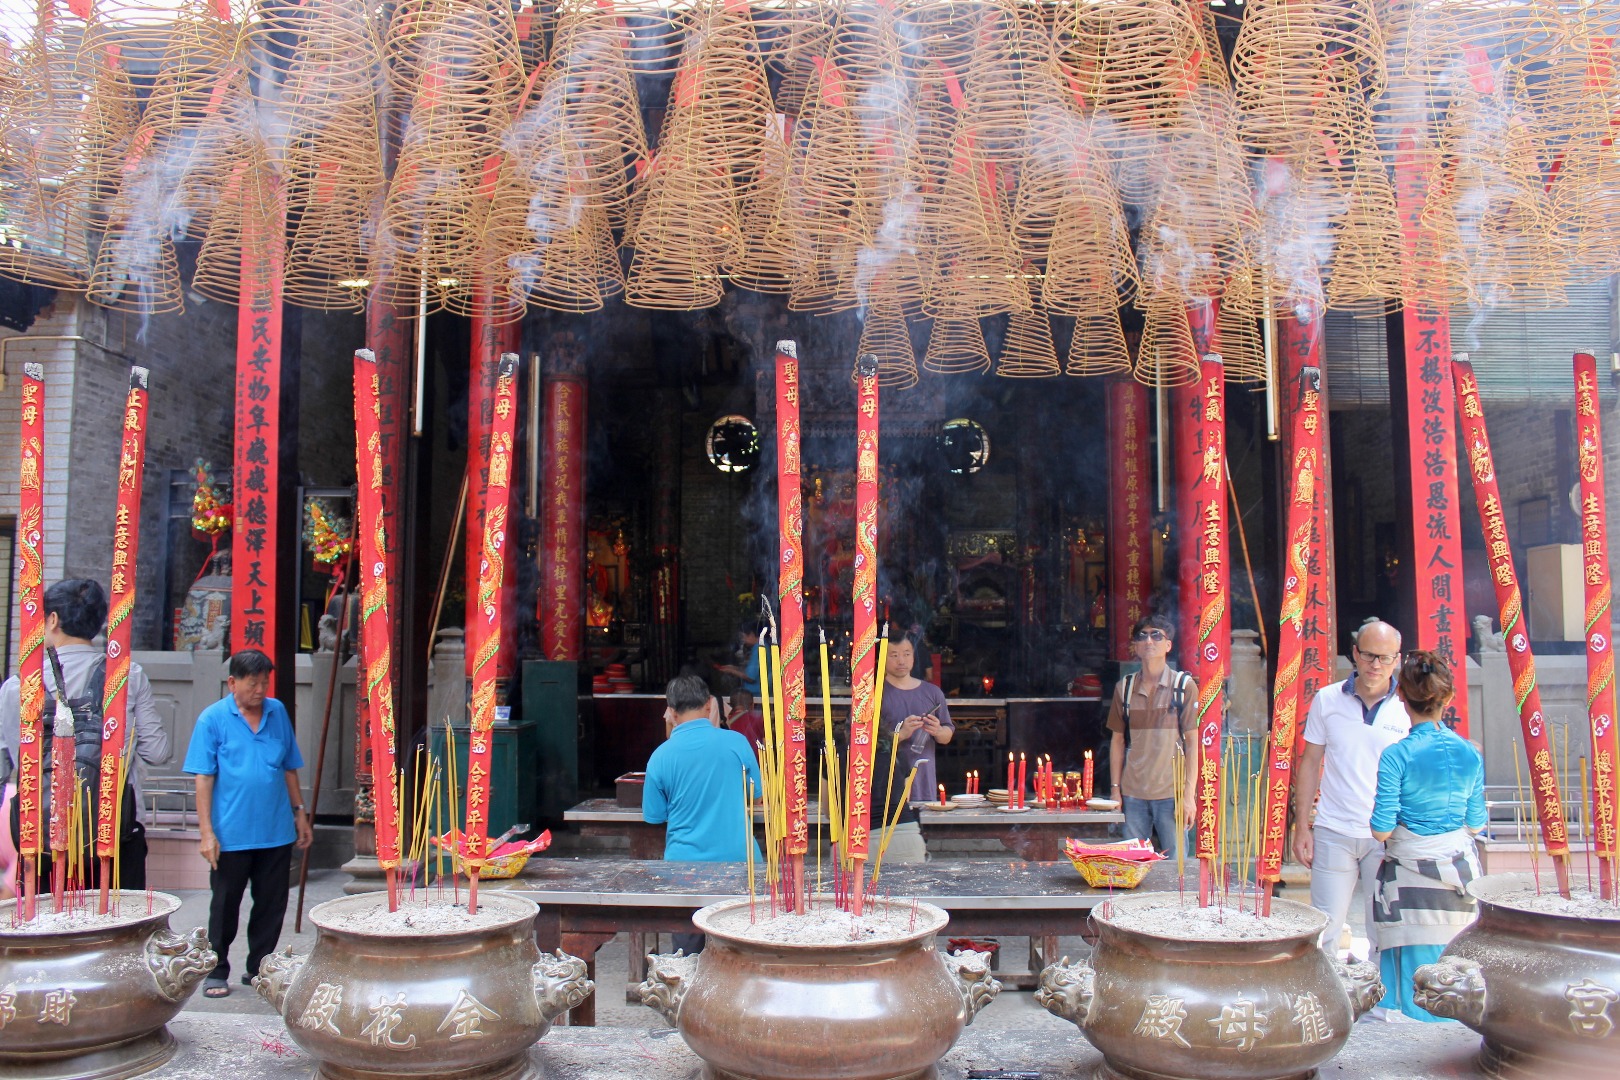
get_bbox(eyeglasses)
[1132,630,1168,643]
[1357,650,1399,667]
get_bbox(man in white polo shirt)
[1291,620,1411,962]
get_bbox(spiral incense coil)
[963,1,1071,164]
[780,57,872,315]
[376,0,523,313]
[1011,102,1107,266]
[923,113,1028,317]
[0,2,96,289]
[752,0,837,64]
[1552,138,1620,278]
[1327,147,1412,309]
[727,113,797,295]
[1133,288,1201,388]
[1232,0,1386,159]
[67,44,142,235]
[900,0,996,80]
[534,0,653,231]
[1065,306,1133,378]
[1215,287,1270,385]
[922,309,991,375]
[190,144,285,307]
[615,0,689,76]
[1052,0,1209,163]
[996,301,1062,378]
[857,300,920,390]
[771,55,818,120]
[1042,175,1139,315]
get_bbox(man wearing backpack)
[1106,614,1199,854]
[0,578,169,888]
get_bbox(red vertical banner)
[466,300,520,677]
[1455,361,1571,884]
[353,349,403,883]
[1258,364,1323,891]
[776,342,809,881]
[539,373,585,660]
[354,293,412,848]
[1172,380,1204,686]
[465,354,519,889]
[1395,145,1469,735]
[1107,379,1151,661]
[1574,353,1618,888]
[845,355,881,874]
[1192,354,1229,899]
[15,364,46,870]
[98,367,149,865]
[232,201,284,686]
[1278,310,1334,712]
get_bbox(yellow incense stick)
[871,766,918,885]
[445,717,461,873]
[869,632,891,777]
[879,723,903,845]
[1581,754,1591,884]
[744,767,755,902]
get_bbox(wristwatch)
[291,805,306,815]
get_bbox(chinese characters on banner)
[1394,145,1469,735]
[1454,360,1570,868]
[15,364,46,864]
[98,368,150,865]
[846,356,881,872]
[1191,355,1230,885]
[466,304,521,678]
[1258,364,1323,887]
[1278,311,1334,713]
[1573,353,1618,885]
[539,374,585,660]
[352,350,403,874]
[232,208,284,688]
[1107,379,1151,662]
[465,355,520,878]
[353,294,412,840]
[776,342,809,869]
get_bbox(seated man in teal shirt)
[644,673,762,952]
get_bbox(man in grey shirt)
[1,579,169,887]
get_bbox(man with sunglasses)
[1106,615,1199,854]
[1292,619,1412,965]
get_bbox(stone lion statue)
[146,926,218,1004]
[1413,956,1487,1027]
[532,950,594,1023]
[636,951,698,1028]
[1474,614,1505,652]
[1035,957,1095,1028]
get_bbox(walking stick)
[294,551,354,933]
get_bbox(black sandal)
[203,981,230,999]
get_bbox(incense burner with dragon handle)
[255,890,592,1080]
[0,890,215,1080]
[1038,891,1380,1080]
[637,896,998,1080]
[1412,872,1620,1079]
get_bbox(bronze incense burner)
[637,896,999,1080]
[255,891,592,1080]
[0,891,215,1080]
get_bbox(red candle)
[938,783,947,807]
[1017,753,1027,810]
[1006,754,1015,807]
[1083,750,1095,802]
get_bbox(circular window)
[706,415,761,474]
[938,418,990,474]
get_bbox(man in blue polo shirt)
[644,673,761,952]
[183,649,313,998]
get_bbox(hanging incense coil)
[781,58,871,315]
[996,302,1062,378]
[857,301,920,391]
[924,111,1028,317]
[752,0,836,64]
[1011,101,1107,266]
[375,0,523,314]
[900,0,993,80]
[922,311,991,375]
[541,0,648,229]
[1552,136,1620,278]
[249,0,386,310]
[1232,0,1386,160]
[1216,288,1269,385]
[1065,306,1133,378]
[1328,145,1411,309]
[963,1,1071,165]
[727,113,796,295]
[615,0,690,76]
[191,151,283,310]
[1042,169,1139,315]
[0,2,97,290]
[1052,0,1209,165]
[1133,288,1201,387]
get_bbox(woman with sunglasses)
[1368,650,1485,1021]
